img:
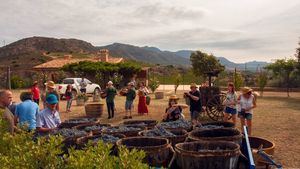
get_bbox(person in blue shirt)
[14,92,39,131]
[36,94,61,133]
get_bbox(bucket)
[188,128,242,145]
[116,137,174,167]
[139,129,188,146]
[123,120,157,129]
[194,121,235,130]
[175,141,240,169]
[248,136,275,165]
[85,103,104,117]
[155,92,164,99]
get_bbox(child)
[65,84,73,112]
[224,82,237,125]
[123,82,136,119]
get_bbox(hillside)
[97,43,190,66]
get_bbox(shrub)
[0,118,148,169]
[148,77,160,93]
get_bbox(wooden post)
[7,66,11,90]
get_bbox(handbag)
[146,95,151,105]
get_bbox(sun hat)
[46,94,58,104]
[190,83,198,88]
[241,87,253,95]
[33,81,38,85]
[169,95,179,100]
[107,81,113,85]
[45,81,56,89]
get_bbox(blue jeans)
[66,99,72,110]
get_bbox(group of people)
[103,81,149,119]
[0,89,61,134]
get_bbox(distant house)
[33,49,123,81]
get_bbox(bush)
[0,118,148,169]
[11,75,26,89]
[148,78,160,93]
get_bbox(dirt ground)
[11,90,300,168]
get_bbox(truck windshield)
[63,79,74,84]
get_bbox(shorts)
[125,100,133,110]
[238,111,252,120]
[225,107,237,114]
[190,110,200,120]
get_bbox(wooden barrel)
[76,133,126,148]
[139,129,188,146]
[188,128,242,145]
[194,121,235,130]
[123,120,157,129]
[249,136,275,166]
[116,137,173,167]
[73,122,112,135]
[102,126,145,137]
[175,141,240,169]
[155,92,164,99]
[85,103,104,117]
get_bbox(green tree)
[148,77,160,93]
[256,71,268,97]
[266,59,297,97]
[190,51,225,79]
[174,73,183,94]
[233,70,244,90]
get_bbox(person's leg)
[240,117,246,133]
[124,101,128,118]
[246,119,252,135]
[107,102,111,119]
[129,101,133,118]
[111,102,115,118]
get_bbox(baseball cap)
[46,94,58,104]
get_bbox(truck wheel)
[94,88,101,95]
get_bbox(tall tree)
[190,51,225,80]
[256,71,268,97]
[265,59,297,97]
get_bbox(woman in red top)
[137,82,149,115]
[31,81,40,105]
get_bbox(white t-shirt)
[239,95,255,114]
[225,92,237,109]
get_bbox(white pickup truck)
[56,78,101,98]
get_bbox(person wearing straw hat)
[104,81,117,119]
[44,81,60,111]
[36,94,61,133]
[162,95,188,122]
[184,83,201,125]
[237,87,257,135]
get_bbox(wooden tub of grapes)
[188,128,243,145]
[174,141,240,169]
[116,137,174,168]
[123,119,158,129]
[102,125,146,137]
[73,122,112,135]
[139,127,188,146]
[59,118,99,129]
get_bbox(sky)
[0,0,300,63]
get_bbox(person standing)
[14,92,39,131]
[224,83,238,125]
[123,82,136,119]
[79,77,87,94]
[44,81,60,112]
[31,81,40,105]
[137,82,149,115]
[238,87,257,135]
[65,84,73,112]
[184,83,201,125]
[36,94,61,133]
[105,81,117,119]
[0,90,17,134]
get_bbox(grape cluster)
[53,128,87,138]
[143,126,176,137]
[158,119,192,129]
[104,126,142,133]
[93,134,120,144]
[64,118,98,124]
[84,125,108,132]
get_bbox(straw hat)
[241,87,253,95]
[107,81,113,85]
[190,83,198,88]
[169,95,179,100]
[45,81,56,89]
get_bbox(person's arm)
[3,109,16,134]
[173,103,188,109]
[187,92,200,101]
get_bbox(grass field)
[11,90,300,168]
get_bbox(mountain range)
[0,37,268,71]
